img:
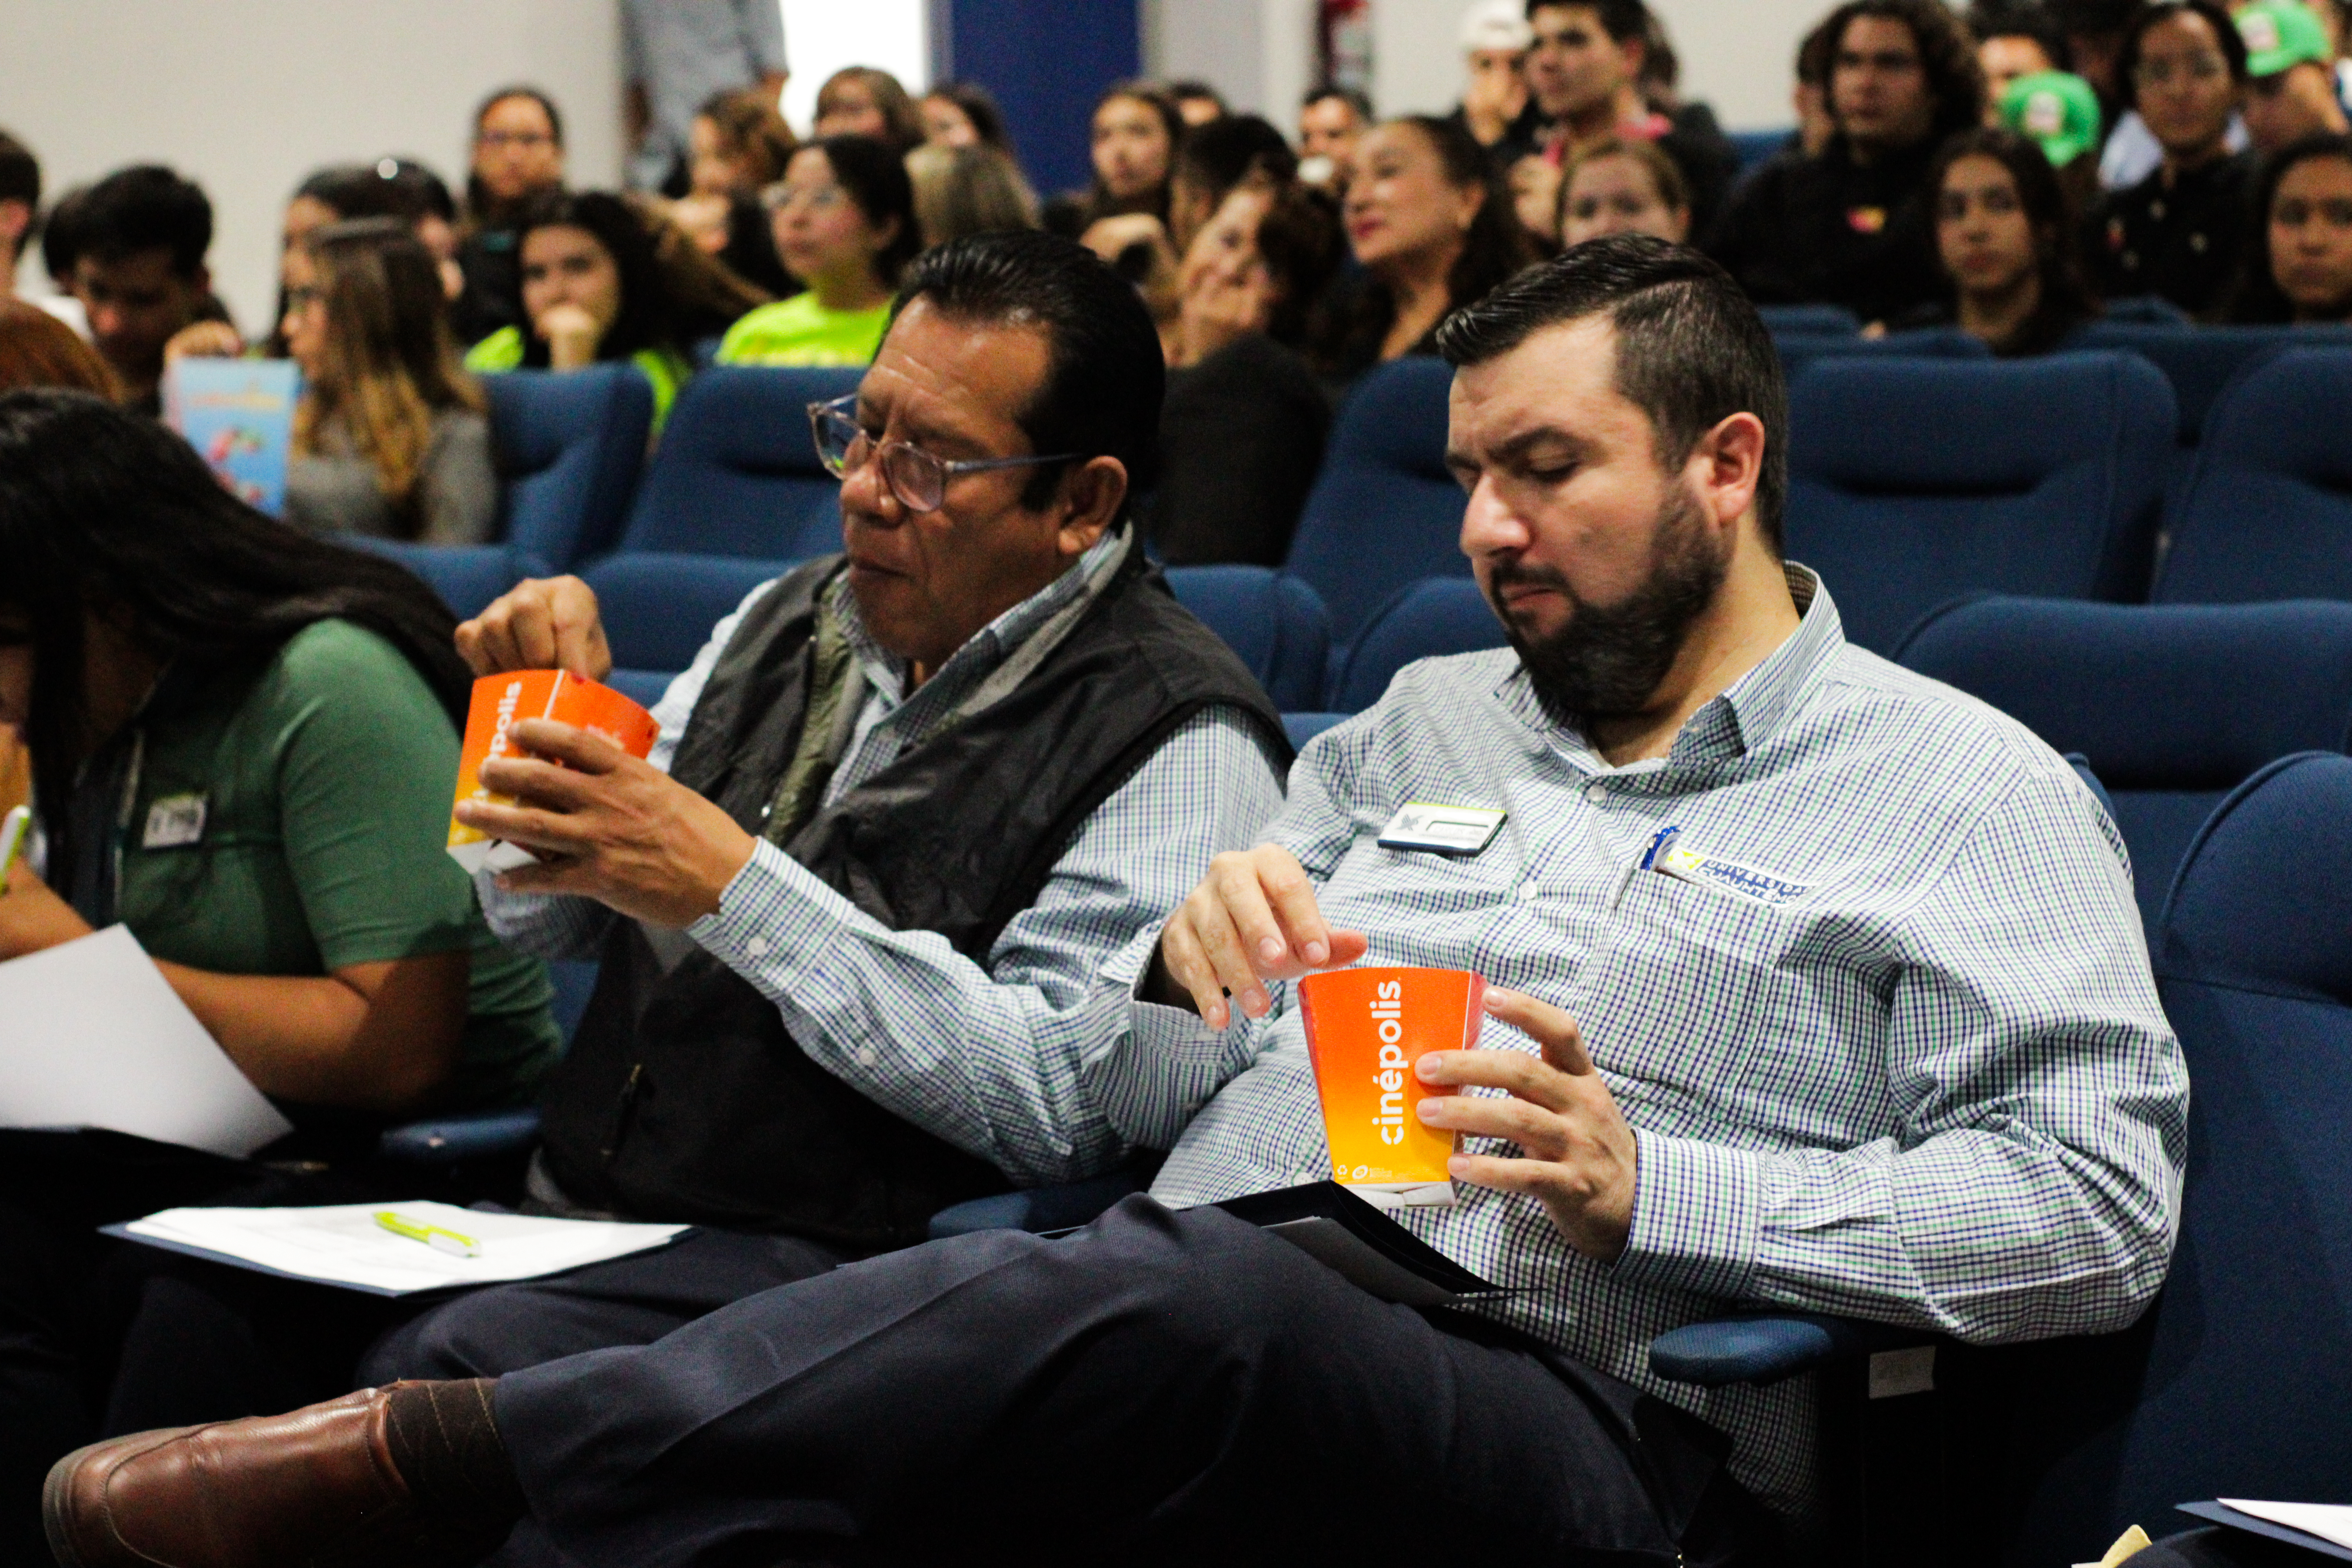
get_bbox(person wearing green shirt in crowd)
[717,134,921,365]
[465,189,698,434]
[0,388,560,1561]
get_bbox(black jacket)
[1705,136,1945,324]
[2085,153,2256,319]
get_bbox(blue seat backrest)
[2157,346,2352,604]
[2013,754,2352,1553]
[346,539,551,622]
[1329,577,1508,713]
[1893,595,2352,927]
[1728,128,1789,184]
[1776,326,1990,384]
[2067,322,2347,445]
[1285,359,1468,647]
[2098,295,2194,327]
[582,552,790,676]
[617,366,862,559]
[1785,351,2174,653]
[482,365,654,570]
[1163,565,1332,712]
[1757,303,1859,337]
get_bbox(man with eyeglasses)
[1707,0,1983,323]
[2085,0,2253,314]
[349,230,1290,1390]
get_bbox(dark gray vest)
[537,545,1288,1250]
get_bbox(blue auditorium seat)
[1727,128,1791,183]
[1756,303,1860,337]
[615,365,861,559]
[1784,351,2174,652]
[1285,358,1469,648]
[2067,321,2349,450]
[1327,577,1507,713]
[2096,295,2194,326]
[347,539,550,621]
[2156,346,2352,604]
[581,552,789,694]
[1775,325,1990,383]
[1997,753,2352,1559]
[1163,565,1331,712]
[1895,596,2352,927]
[481,364,654,570]
[1283,712,1349,749]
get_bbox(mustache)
[1483,558,1574,605]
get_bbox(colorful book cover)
[164,358,300,517]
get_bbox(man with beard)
[48,239,2184,1568]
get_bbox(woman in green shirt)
[464,189,698,434]
[717,134,921,367]
[0,390,564,1553]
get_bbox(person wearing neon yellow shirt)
[464,190,696,434]
[716,135,921,366]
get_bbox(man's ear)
[1695,412,1766,530]
[1054,456,1127,556]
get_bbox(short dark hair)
[1966,3,2075,72]
[804,134,922,286]
[0,130,37,261]
[1172,114,1298,201]
[475,84,566,147]
[1303,83,1376,121]
[1165,79,1229,116]
[891,230,1166,518]
[924,82,1012,151]
[2118,0,2249,112]
[1824,0,1989,143]
[75,165,212,278]
[1434,236,1789,552]
[1528,0,1650,45]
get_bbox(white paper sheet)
[2220,1501,2352,1551]
[122,1201,690,1294]
[0,924,294,1157]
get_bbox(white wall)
[0,0,624,334]
[1142,0,1318,121]
[779,0,929,137]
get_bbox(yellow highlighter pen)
[374,1209,483,1258]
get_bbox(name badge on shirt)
[1377,802,1506,855]
[1641,826,1808,906]
[142,793,209,849]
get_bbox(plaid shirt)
[1096,566,2188,1518]
[480,530,1287,1185]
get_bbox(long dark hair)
[0,390,471,853]
[511,189,684,366]
[1082,83,1185,224]
[1927,126,2100,351]
[2229,132,2352,322]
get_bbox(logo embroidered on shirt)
[1640,826,1809,906]
[1847,205,1887,234]
[142,793,209,849]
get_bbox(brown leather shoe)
[44,1385,509,1568]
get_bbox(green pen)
[0,806,29,897]
[374,1209,483,1258]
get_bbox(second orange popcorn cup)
[1297,966,1487,1207]
[447,670,661,874]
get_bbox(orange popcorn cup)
[447,670,660,874]
[1297,966,1487,1207]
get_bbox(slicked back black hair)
[891,230,1165,517]
[1435,235,1789,552]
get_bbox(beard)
[1487,483,1730,728]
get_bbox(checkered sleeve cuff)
[1615,1129,1765,1300]
[685,839,854,1007]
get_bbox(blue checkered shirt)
[479,530,1288,1185]
[1093,566,2188,1518]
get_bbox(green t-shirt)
[463,327,692,437]
[715,295,892,367]
[116,619,560,1112]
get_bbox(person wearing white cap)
[1454,0,1534,148]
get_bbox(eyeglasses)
[2132,52,2228,87]
[283,284,325,311]
[477,130,555,150]
[808,396,1078,514]
[762,181,848,213]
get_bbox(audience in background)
[1047,82,1183,236]
[0,390,559,1557]
[1711,0,1985,324]
[1168,79,1231,128]
[919,81,1013,152]
[620,0,787,195]
[466,191,698,432]
[1166,114,1299,255]
[1311,114,1533,382]
[276,220,496,543]
[2087,0,2253,316]
[906,143,1039,249]
[1790,14,1844,156]
[719,136,918,366]
[373,158,467,303]
[1509,155,1568,254]
[1998,68,2107,214]
[667,86,798,296]
[1559,136,1691,246]
[1152,180,1343,566]
[454,86,568,345]
[1298,84,1374,191]
[63,165,220,414]
[2238,0,2350,153]
[1451,0,1535,152]
[0,298,116,397]
[1893,125,2101,351]
[2228,128,2352,319]
[1973,3,2076,118]
[812,66,924,156]
[0,131,38,303]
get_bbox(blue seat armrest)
[1648,1312,1938,1387]
[926,1171,1145,1241]
[379,1108,543,1165]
